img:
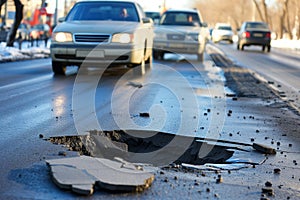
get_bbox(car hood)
[155,25,203,34]
[214,30,233,35]
[54,21,141,34]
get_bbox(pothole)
[47,130,235,166]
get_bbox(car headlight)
[112,33,133,43]
[154,32,166,39]
[53,32,73,42]
[188,33,200,41]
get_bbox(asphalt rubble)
[3,41,299,199]
[44,48,299,199]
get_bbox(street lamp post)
[54,0,58,26]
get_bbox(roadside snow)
[0,41,50,62]
[271,39,300,51]
[0,39,299,63]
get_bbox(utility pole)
[54,0,58,25]
[4,0,7,26]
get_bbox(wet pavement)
[0,47,299,199]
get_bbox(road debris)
[46,156,154,195]
[139,112,150,117]
[127,81,143,88]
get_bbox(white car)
[211,23,234,43]
[153,9,207,62]
[50,0,154,75]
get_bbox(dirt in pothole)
[47,130,234,166]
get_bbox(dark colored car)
[237,21,271,52]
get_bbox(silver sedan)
[50,0,154,75]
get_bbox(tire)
[52,61,66,75]
[153,50,159,60]
[133,58,146,76]
[262,45,266,52]
[145,54,153,71]
[267,45,271,52]
[153,50,164,60]
[241,44,244,51]
[197,53,204,62]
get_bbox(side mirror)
[142,17,152,24]
[58,17,66,23]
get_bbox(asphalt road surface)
[210,41,300,112]
[0,48,299,199]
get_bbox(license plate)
[76,50,104,58]
[253,33,263,37]
[167,43,183,48]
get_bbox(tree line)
[195,0,300,39]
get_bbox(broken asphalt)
[1,45,300,199]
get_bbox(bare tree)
[252,0,265,22]
[194,0,252,30]
[0,0,24,46]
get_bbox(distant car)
[237,21,271,52]
[145,11,160,24]
[211,23,233,43]
[17,23,30,41]
[30,24,51,40]
[50,0,154,75]
[153,9,207,61]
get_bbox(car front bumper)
[153,40,203,54]
[50,43,144,66]
[216,34,233,41]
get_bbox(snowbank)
[271,39,300,51]
[0,41,50,62]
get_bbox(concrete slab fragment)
[50,165,95,195]
[46,156,154,195]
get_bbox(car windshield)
[160,12,201,26]
[66,2,139,22]
[218,26,232,31]
[146,12,160,20]
[246,22,269,29]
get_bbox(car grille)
[74,34,110,43]
[167,34,185,40]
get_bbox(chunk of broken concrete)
[46,156,154,195]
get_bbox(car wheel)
[145,54,153,71]
[262,45,266,52]
[133,59,146,76]
[52,61,66,75]
[153,50,165,60]
[197,53,204,62]
[153,50,159,60]
[267,45,271,52]
[241,44,244,51]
